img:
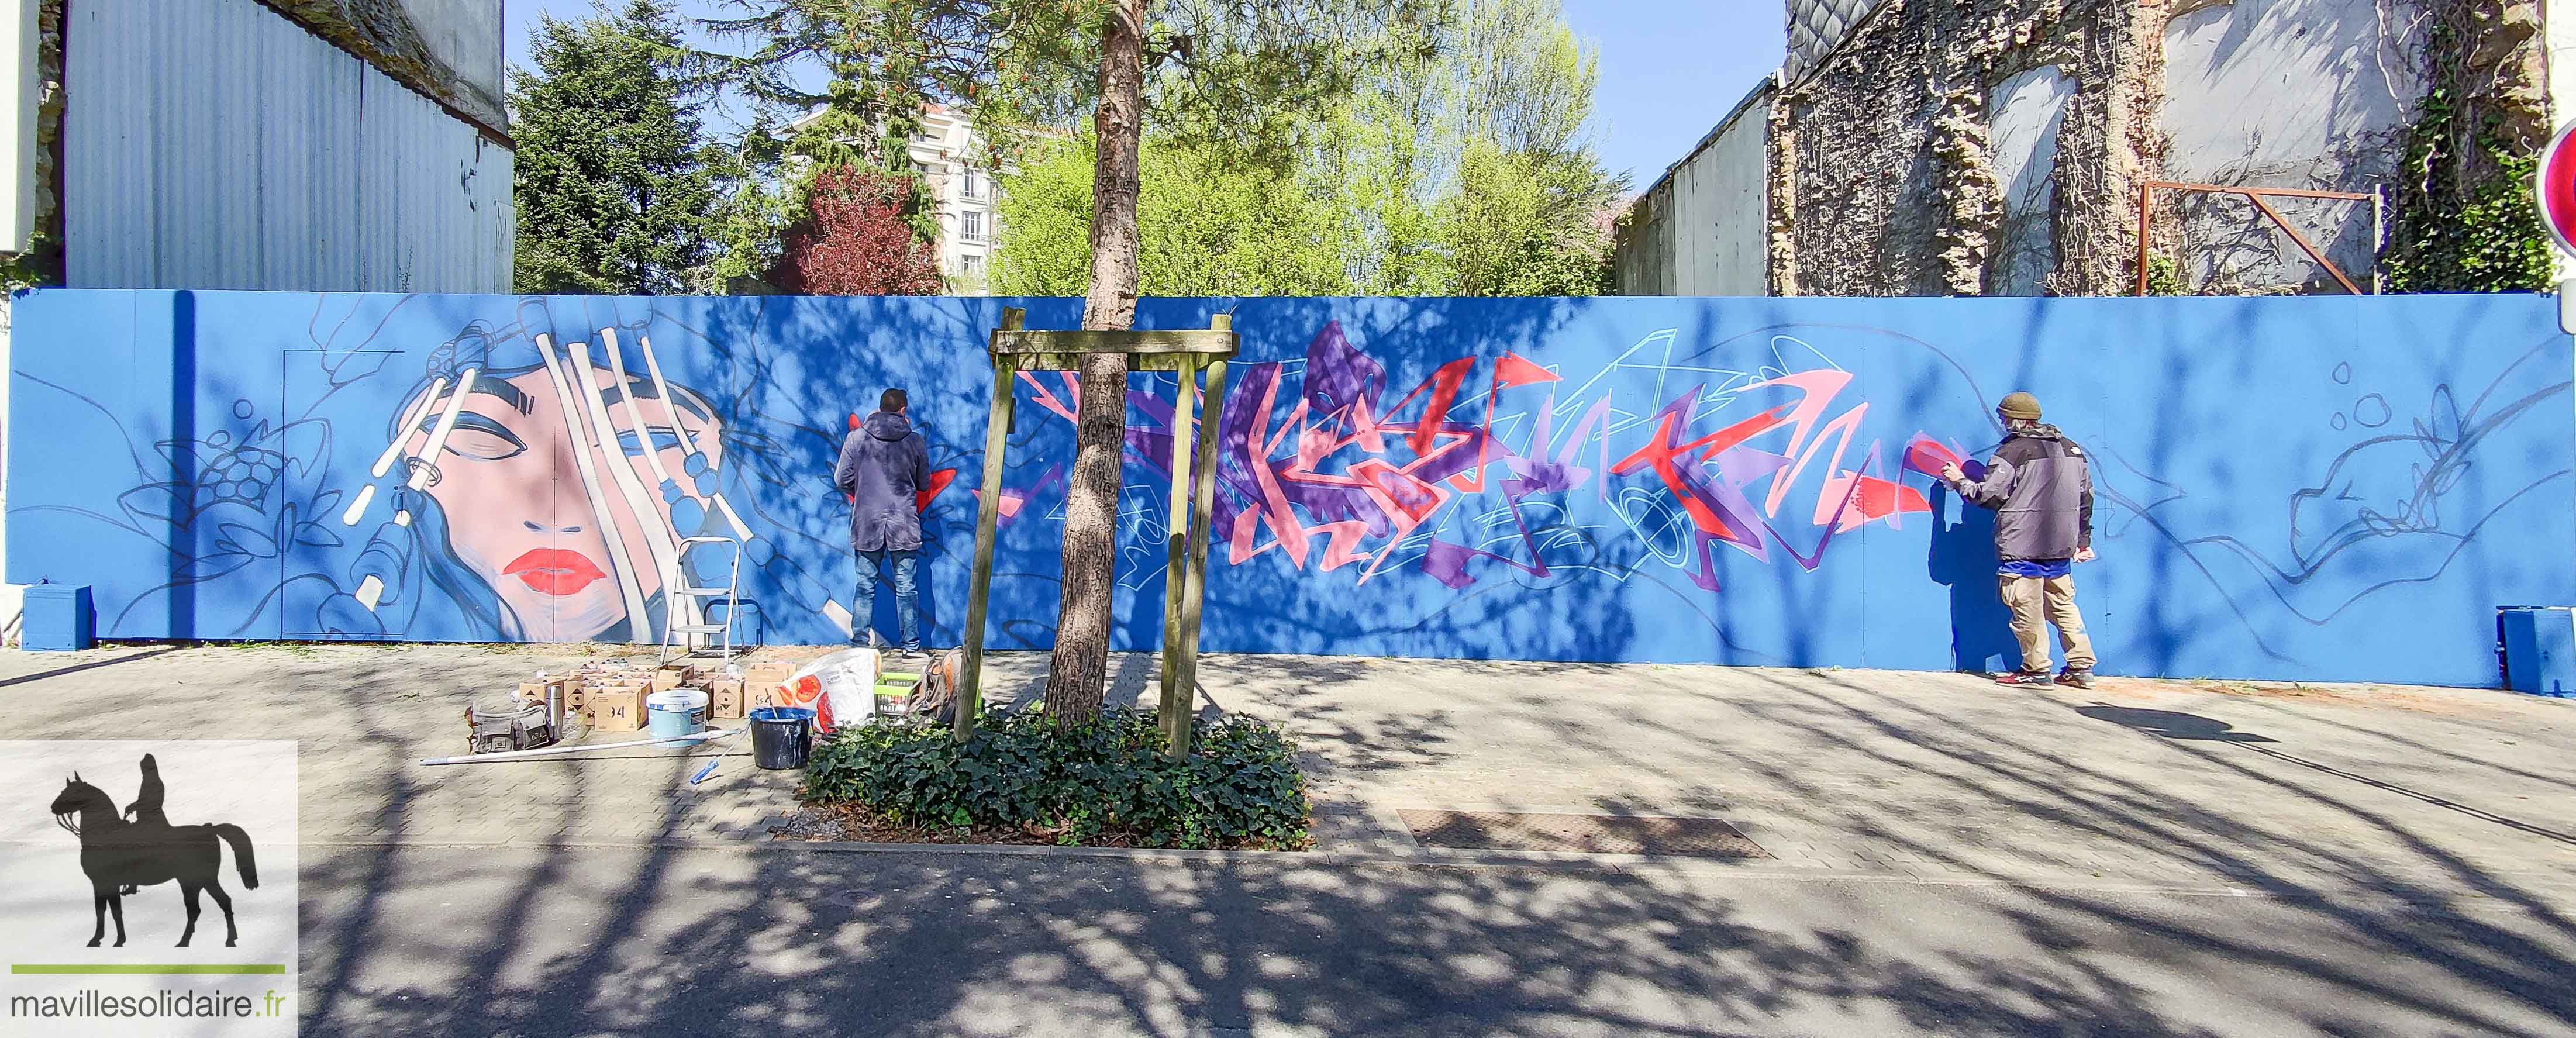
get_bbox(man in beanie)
[1939,391,2098,687]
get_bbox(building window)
[961,209,987,244]
[962,254,985,276]
[961,169,985,202]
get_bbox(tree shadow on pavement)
[1696,669,2576,1036]
[300,845,2305,1037]
[296,658,2576,1036]
[14,644,2576,1035]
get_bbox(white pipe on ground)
[418,726,740,766]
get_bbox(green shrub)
[802,708,1312,850]
[2143,256,2189,296]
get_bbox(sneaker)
[1994,670,2055,687]
[2055,668,2096,689]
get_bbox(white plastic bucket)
[646,688,711,737]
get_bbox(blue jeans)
[855,548,921,650]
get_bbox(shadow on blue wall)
[1926,483,2017,674]
[7,291,2568,687]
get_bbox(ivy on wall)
[0,235,58,294]
[2381,14,2553,295]
[2143,255,2188,296]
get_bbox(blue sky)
[505,1,1785,188]
[1560,2,1781,185]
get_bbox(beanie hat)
[1998,391,2043,420]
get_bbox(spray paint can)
[542,671,564,734]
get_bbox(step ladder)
[658,536,742,667]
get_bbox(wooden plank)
[959,308,1026,741]
[1009,353,1216,372]
[1172,352,1230,756]
[1158,356,1201,759]
[1132,353,1218,373]
[991,329,1239,356]
[1003,353,1087,372]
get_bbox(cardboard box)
[588,688,644,733]
[656,664,693,684]
[649,672,682,693]
[709,679,745,719]
[738,665,787,707]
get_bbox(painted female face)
[392,352,726,642]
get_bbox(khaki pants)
[1998,574,2097,674]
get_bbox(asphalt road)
[297,844,2576,1037]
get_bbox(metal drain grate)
[1398,810,1772,860]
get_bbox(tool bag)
[896,649,967,725]
[465,696,558,754]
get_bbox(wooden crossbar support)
[2135,181,2378,296]
[957,308,1239,754]
[991,328,1238,354]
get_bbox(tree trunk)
[1044,0,1149,723]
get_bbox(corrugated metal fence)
[64,0,512,292]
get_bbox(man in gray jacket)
[1940,391,2098,688]
[835,388,932,654]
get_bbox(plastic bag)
[775,648,879,734]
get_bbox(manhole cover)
[1397,810,1771,860]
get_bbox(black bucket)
[749,706,816,770]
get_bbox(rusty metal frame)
[2136,181,2381,296]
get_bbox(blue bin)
[21,583,94,652]
[2498,606,2576,696]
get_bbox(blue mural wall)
[8,290,2569,687]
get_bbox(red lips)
[503,549,608,596]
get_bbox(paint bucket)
[750,706,815,770]
[646,689,711,739]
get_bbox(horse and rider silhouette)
[47,754,258,947]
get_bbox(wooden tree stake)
[963,308,1237,755]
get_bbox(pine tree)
[512,0,716,295]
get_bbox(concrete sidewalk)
[4,643,2574,900]
[1198,657,2576,898]
[12,643,2576,1035]
[295,843,2576,1037]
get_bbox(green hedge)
[802,708,1312,850]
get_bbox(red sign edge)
[2538,119,2576,257]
